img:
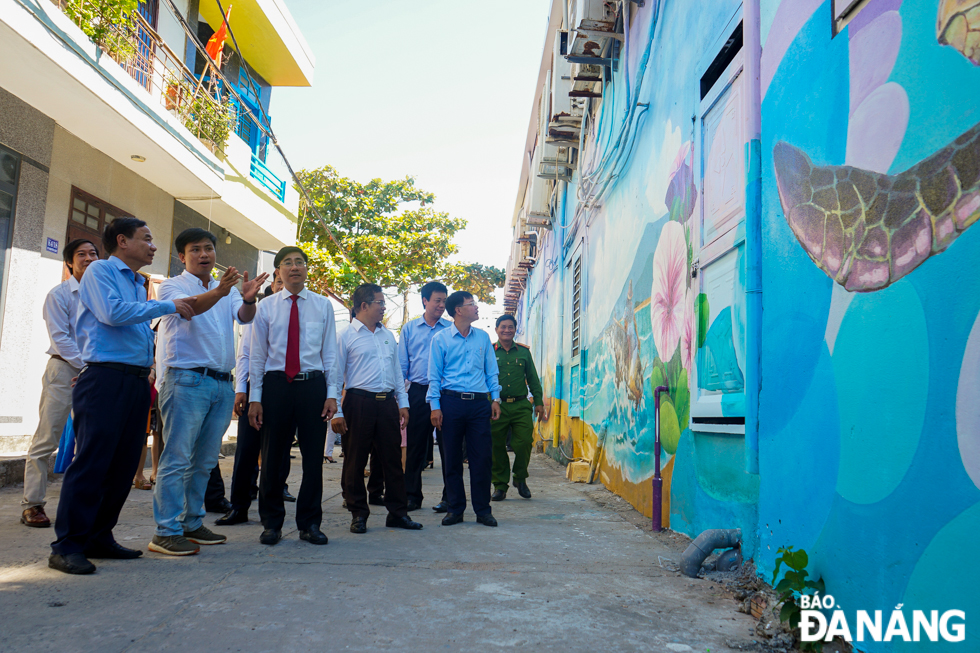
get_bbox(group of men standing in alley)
[19,217,545,575]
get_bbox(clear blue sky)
[273,0,552,275]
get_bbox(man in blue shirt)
[49,218,196,575]
[427,291,501,527]
[398,280,451,512]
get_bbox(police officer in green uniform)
[491,314,545,501]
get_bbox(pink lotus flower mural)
[680,291,694,371]
[650,221,688,360]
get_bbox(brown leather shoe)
[21,506,51,528]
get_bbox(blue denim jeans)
[153,369,234,537]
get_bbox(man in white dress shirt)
[248,246,337,546]
[21,239,100,527]
[149,228,267,556]
[330,284,422,534]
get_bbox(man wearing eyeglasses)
[247,246,337,546]
[427,291,501,527]
[330,283,422,534]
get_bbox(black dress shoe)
[441,512,464,526]
[476,513,498,527]
[406,501,422,511]
[350,517,367,534]
[299,526,329,545]
[432,502,448,513]
[206,498,233,514]
[368,495,384,506]
[515,481,532,499]
[282,490,296,502]
[259,529,282,545]
[386,514,423,530]
[215,508,248,526]
[84,542,142,559]
[49,553,96,575]
[491,489,507,501]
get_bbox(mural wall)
[758,0,980,648]
[522,0,758,550]
[517,2,979,648]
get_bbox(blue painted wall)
[518,2,980,648]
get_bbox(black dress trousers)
[340,392,408,519]
[404,382,446,505]
[440,393,492,517]
[52,365,151,555]
[258,372,327,531]
[229,381,262,511]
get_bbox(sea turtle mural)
[774,6,980,292]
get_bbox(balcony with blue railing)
[249,154,286,202]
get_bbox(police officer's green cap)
[274,246,308,268]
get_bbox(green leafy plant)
[772,545,827,651]
[185,93,235,153]
[161,72,235,153]
[58,0,141,59]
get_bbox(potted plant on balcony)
[58,0,141,60]
[184,93,235,155]
[164,72,187,112]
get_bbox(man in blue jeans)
[149,228,267,556]
[427,291,501,527]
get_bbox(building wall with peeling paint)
[508,1,980,645]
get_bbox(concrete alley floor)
[0,446,756,652]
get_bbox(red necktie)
[285,295,300,382]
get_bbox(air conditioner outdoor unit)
[528,137,554,217]
[568,0,621,65]
[548,31,581,146]
[570,63,603,98]
[537,162,573,182]
[541,143,578,167]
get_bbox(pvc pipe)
[743,0,762,475]
[652,384,668,531]
[680,529,742,578]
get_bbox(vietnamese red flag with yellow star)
[205,5,232,65]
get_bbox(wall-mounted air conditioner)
[567,0,621,65]
[571,63,603,98]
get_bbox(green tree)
[296,165,504,314]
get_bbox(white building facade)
[0,0,314,452]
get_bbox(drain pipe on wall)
[743,0,762,475]
[652,384,669,531]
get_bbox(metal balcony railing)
[249,154,286,202]
[50,0,235,155]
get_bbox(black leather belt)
[441,390,491,401]
[266,370,324,382]
[181,367,231,382]
[87,362,152,378]
[501,396,528,403]
[347,388,394,401]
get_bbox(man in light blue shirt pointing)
[427,291,501,527]
[49,217,196,575]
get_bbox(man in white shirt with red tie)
[248,246,338,546]
[330,283,422,534]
